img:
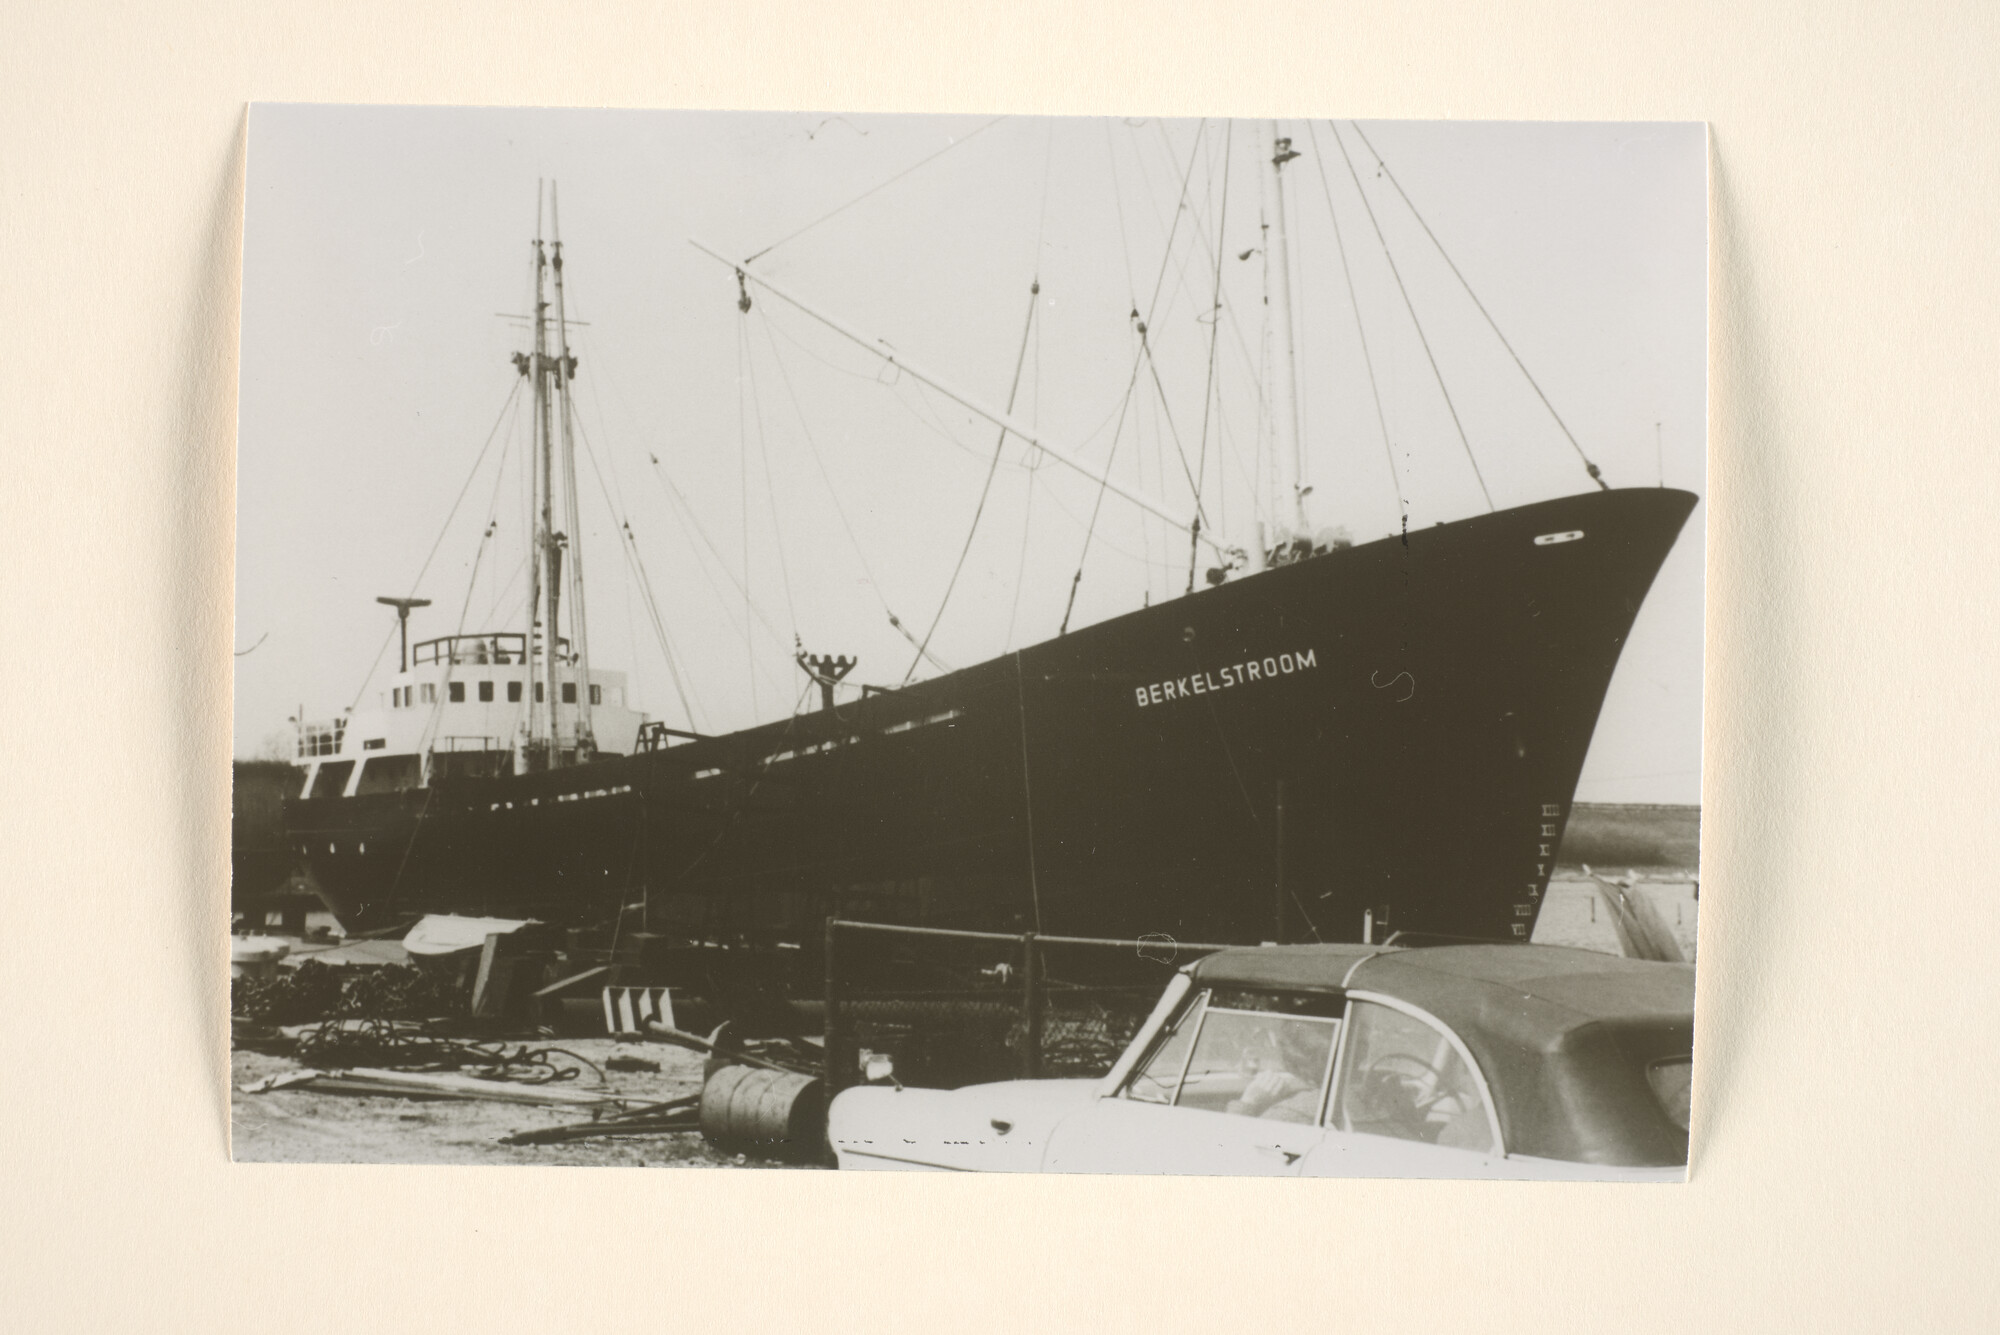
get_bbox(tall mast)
[1260,120,1310,549]
[515,187,549,774]
[549,184,596,758]
[534,198,563,763]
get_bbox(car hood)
[828,1078,1100,1172]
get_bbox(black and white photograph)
[230,108,1705,1176]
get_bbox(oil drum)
[698,1065,826,1163]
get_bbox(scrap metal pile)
[232,958,467,1026]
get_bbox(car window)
[1330,1001,1495,1153]
[1121,990,1206,1105]
[1172,994,1340,1122]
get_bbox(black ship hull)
[287,487,1695,949]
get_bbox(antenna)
[375,596,432,673]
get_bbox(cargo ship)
[280,123,1696,955]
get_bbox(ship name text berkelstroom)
[1135,648,1319,708]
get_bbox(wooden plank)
[470,933,505,1016]
[533,964,609,998]
[340,1067,615,1106]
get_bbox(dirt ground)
[230,1036,801,1168]
[233,874,1694,1167]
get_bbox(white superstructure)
[294,631,644,799]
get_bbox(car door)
[1295,994,1513,1179]
[1042,986,1342,1175]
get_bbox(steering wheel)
[1359,1053,1446,1131]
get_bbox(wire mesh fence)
[822,920,1241,1092]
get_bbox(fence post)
[823,915,842,1096]
[1020,931,1042,1079]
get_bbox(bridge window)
[479,681,494,703]
[355,753,422,795]
[535,682,545,703]
[421,683,436,704]
[562,683,577,704]
[589,684,602,705]
[448,681,465,703]
[508,680,523,703]
[308,760,354,799]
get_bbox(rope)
[1347,122,1609,492]
[1190,122,1233,595]
[742,116,1007,265]
[1305,120,1404,515]
[735,319,758,717]
[1136,326,1209,529]
[343,378,523,722]
[903,279,1041,686]
[754,309,922,658]
[622,521,702,730]
[1326,122,1495,513]
[1061,119,1209,636]
[641,451,788,649]
[415,518,497,761]
[569,407,705,731]
[407,379,525,604]
[739,314,799,636]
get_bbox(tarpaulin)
[401,914,537,957]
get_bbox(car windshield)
[1120,988,1342,1119]
[1122,991,1205,1105]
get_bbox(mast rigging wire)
[1325,122,1495,513]
[345,377,525,719]
[1345,121,1610,491]
[1303,120,1405,515]
[1002,146,1056,653]
[569,408,706,731]
[641,451,789,650]
[416,519,498,759]
[739,315,800,637]
[903,279,1042,686]
[1060,119,1208,636]
[736,319,759,716]
[753,308,940,671]
[742,116,1007,265]
[1190,121,1234,594]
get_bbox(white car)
[828,943,1693,1180]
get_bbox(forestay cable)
[743,116,1007,265]
[1304,120,1404,515]
[1326,122,1494,513]
[1347,122,1610,491]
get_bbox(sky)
[236,109,1704,803]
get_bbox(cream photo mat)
[4,1,1997,1330]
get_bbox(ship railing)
[1378,929,1522,949]
[634,722,707,753]
[410,632,574,667]
[821,919,1253,1097]
[432,735,503,753]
